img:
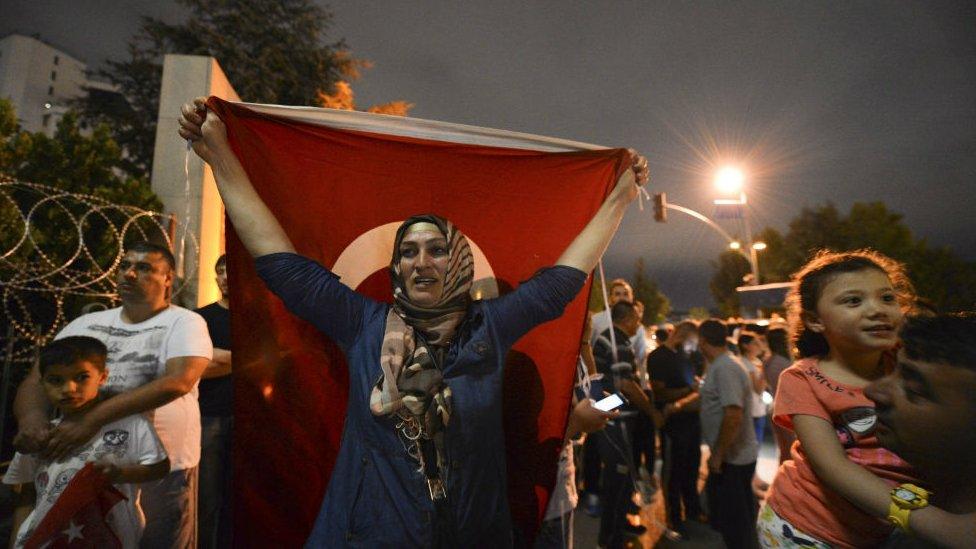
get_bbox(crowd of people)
[2,98,975,549]
[547,251,976,549]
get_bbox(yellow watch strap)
[888,501,912,534]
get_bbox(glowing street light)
[711,166,764,285]
[714,166,744,195]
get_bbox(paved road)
[573,438,779,548]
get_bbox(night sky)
[4,1,974,310]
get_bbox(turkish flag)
[207,98,628,547]
[24,463,124,549]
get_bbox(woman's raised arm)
[555,150,648,272]
[178,97,296,257]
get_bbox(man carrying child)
[4,337,170,547]
[13,242,212,549]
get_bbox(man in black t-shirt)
[648,320,702,537]
[195,254,233,549]
[592,302,662,547]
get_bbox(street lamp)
[714,167,744,196]
[713,166,761,284]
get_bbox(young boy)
[4,336,169,548]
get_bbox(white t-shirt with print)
[3,414,168,548]
[56,306,213,470]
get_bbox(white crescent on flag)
[331,220,500,300]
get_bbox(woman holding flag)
[178,97,648,547]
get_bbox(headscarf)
[369,214,474,483]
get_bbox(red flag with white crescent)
[207,97,628,547]
[24,463,124,549]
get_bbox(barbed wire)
[0,177,198,357]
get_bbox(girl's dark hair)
[785,249,916,358]
[766,327,791,361]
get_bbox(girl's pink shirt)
[766,357,921,548]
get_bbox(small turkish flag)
[24,463,125,549]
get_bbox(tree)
[710,201,976,314]
[318,81,414,116]
[687,307,711,321]
[78,0,403,178]
[632,258,671,324]
[709,251,751,318]
[0,99,163,324]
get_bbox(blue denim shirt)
[255,253,586,548]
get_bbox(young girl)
[759,250,921,547]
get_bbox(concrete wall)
[151,55,239,307]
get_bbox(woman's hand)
[554,148,651,272]
[567,397,618,438]
[612,149,650,203]
[178,96,230,166]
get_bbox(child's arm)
[794,415,974,548]
[9,483,35,549]
[794,414,893,513]
[94,457,170,484]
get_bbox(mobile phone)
[593,393,625,412]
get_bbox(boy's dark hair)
[215,253,227,269]
[39,336,107,375]
[766,327,791,360]
[737,331,758,353]
[785,249,916,358]
[610,301,638,324]
[654,327,670,343]
[126,241,176,272]
[699,319,728,347]
[901,314,976,372]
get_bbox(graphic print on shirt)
[91,323,166,390]
[46,467,79,503]
[94,429,132,460]
[835,407,877,449]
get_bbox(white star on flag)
[62,520,85,542]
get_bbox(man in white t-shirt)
[13,242,213,549]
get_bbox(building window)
[54,55,60,65]
[51,71,57,81]
[42,114,51,128]
[48,86,54,95]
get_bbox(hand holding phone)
[593,393,625,412]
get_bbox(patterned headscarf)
[369,214,474,479]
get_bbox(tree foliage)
[709,251,751,317]
[710,201,976,314]
[0,99,164,325]
[687,307,711,321]
[0,100,160,210]
[78,0,404,178]
[318,81,414,116]
[633,258,671,324]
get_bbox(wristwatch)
[887,483,930,533]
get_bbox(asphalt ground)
[573,437,779,548]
